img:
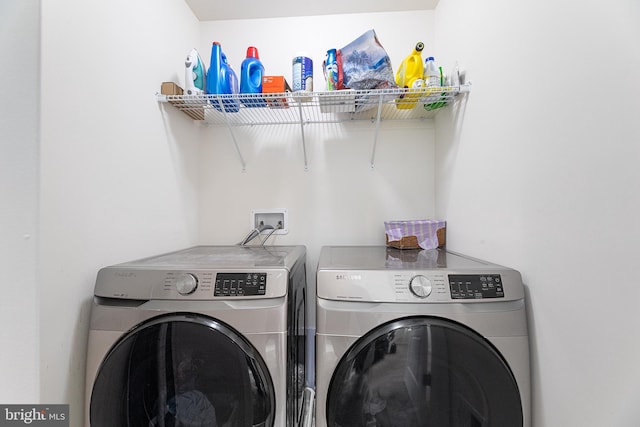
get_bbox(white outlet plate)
[251,208,288,235]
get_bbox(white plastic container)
[424,56,440,87]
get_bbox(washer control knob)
[409,275,432,298]
[176,273,198,295]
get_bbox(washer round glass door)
[90,313,275,427]
[327,317,523,427]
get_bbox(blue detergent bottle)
[240,46,265,107]
[206,41,240,112]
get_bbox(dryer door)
[90,313,274,427]
[327,317,523,427]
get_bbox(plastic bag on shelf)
[322,30,397,112]
[340,29,396,90]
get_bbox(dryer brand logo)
[0,405,68,426]
[335,274,362,281]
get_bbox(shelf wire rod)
[370,93,385,169]
[297,100,309,171]
[216,97,247,172]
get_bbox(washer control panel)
[214,272,267,297]
[448,274,504,299]
[317,271,512,302]
[98,268,287,300]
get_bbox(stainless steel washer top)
[115,245,305,269]
[318,245,483,270]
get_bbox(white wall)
[435,0,640,426]
[197,11,439,313]
[39,0,202,423]
[18,1,640,425]
[0,0,40,403]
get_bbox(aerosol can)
[185,48,206,96]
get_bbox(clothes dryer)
[315,246,530,427]
[85,245,307,427]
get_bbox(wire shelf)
[157,85,470,171]
[158,86,470,126]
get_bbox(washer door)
[327,317,523,427]
[90,313,275,427]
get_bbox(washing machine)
[315,246,530,427]
[85,245,307,427]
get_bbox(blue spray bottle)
[240,46,265,107]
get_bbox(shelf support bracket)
[216,97,247,172]
[297,101,309,171]
[370,94,385,169]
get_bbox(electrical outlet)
[251,209,288,235]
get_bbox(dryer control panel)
[448,274,504,299]
[214,272,267,297]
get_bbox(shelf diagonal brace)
[297,101,309,171]
[370,94,385,169]
[216,96,246,172]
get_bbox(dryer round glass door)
[90,313,275,427]
[327,317,523,427]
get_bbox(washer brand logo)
[0,405,68,426]
[335,274,362,281]
[115,271,136,278]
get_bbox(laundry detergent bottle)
[395,42,425,110]
[240,46,265,107]
[206,41,240,112]
[423,56,447,111]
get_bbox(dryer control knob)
[409,275,432,298]
[176,273,198,295]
